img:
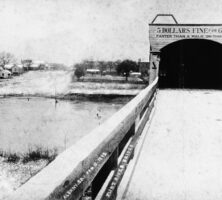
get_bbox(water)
[0,97,127,154]
[0,70,135,198]
[0,70,137,154]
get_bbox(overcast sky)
[1,0,222,65]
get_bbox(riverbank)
[0,158,48,199]
[0,71,146,98]
[0,95,129,198]
[0,93,134,103]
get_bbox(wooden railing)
[6,78,158,200]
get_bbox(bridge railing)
[6,78,158,200]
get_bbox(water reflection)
[0,97,127,154]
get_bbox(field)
[0,71,147,98]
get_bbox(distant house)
[86,69,100,75]
[12,64,24,75]
[130,72,142,78]
[30,61,46,70]
[30,63,40,70]
[4,64,15,71]
[44,63,50,70]
[0,69,12,79]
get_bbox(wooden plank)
[100,94,157,200]
[135,93,156,139]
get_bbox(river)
[0,70,137,198]
[0,96,129,154]
[0,70,140,154]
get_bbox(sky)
[1,0,222,65]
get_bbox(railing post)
[129,123,135,137]
[82,186,92,200]
[87,148,119,200]
[110,147,119,170]
[107,147,119,199]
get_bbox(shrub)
[0,149,4,157]
[22,147,58,163]
[0,147,58,163]
[74,64,85,80]
[5,152,20,163]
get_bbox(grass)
[76,75,146,84]
[0,149,4,157]
[0,150,20,162]
[0,147,58,164]
[5,152,20,163]
[70,81,146,90]
[22,147,58,163]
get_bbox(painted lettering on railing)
[104,145,134,199]
[63,152,108,200]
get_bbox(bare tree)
[0,52,16,67]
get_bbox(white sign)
[149,25,222,50]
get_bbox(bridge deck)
[119,90,222,200]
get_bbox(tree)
[98,61,106,76]
[82,59,94,69]
[0,52,16,67]
[116,60,138,81]
[74,64,85,81]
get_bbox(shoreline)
[0,158,48,199]
[0,92,136,101]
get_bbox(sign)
[149,24,222,51]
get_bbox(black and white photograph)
[1,0,222,199]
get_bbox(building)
[30,63,40,70]
[130,72,142,78]
[12,64,24,75]
[4,64,15,71]
[86,69,100,75]
[30,61,46,70]
[4,63,24,75]
[0,69,12,78]
[149,14,222,89]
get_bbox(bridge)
[6,15,222,200]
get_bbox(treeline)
[73,60,121,75]
[73,59,148,81]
